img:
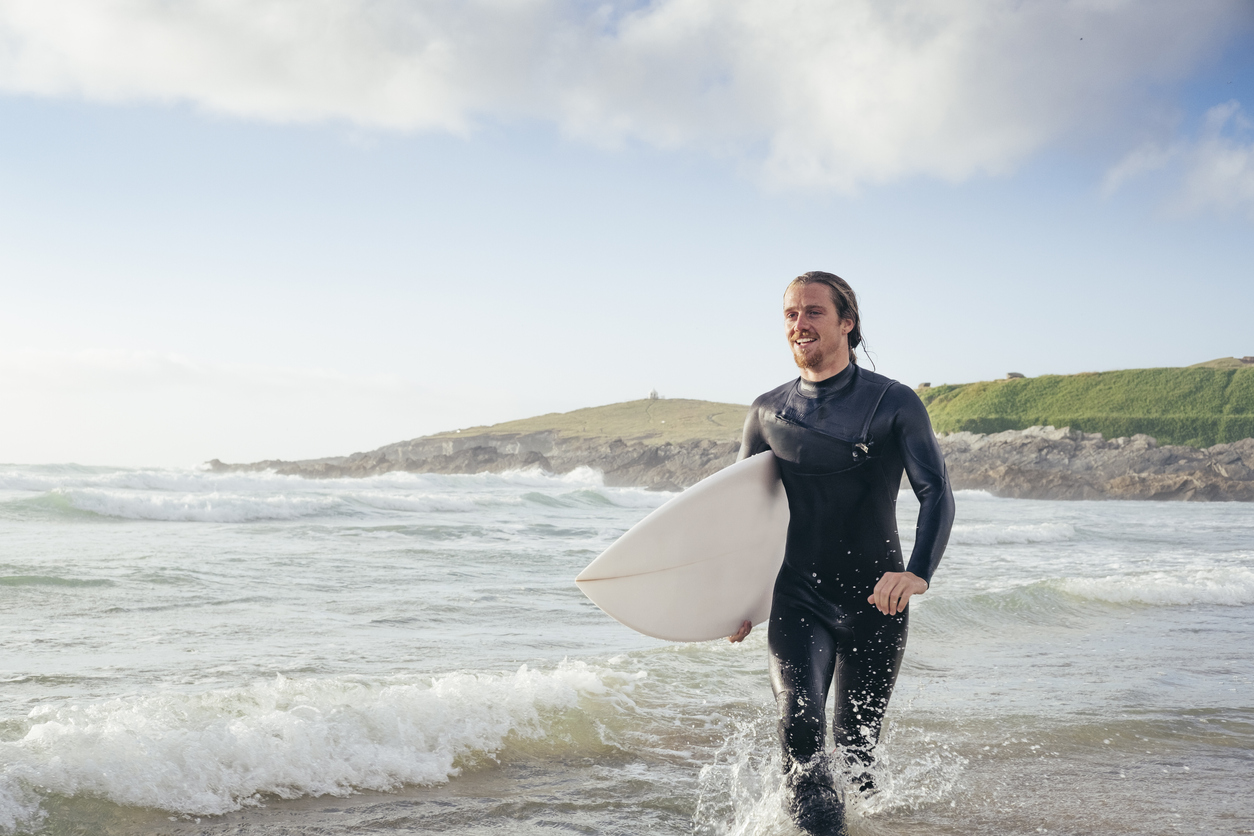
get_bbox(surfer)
[729,271,954,834]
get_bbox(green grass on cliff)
[917,364,1254,447]
[424,360,1254,449]
[431,398,749,444]
[1188,356,1254,370]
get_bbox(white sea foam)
[954,489,998,501]
[496,465,606,487]
[347,490,518,514]
[47,488,347,522]
[0,782,37,835]
[692,714,966,835]
[595,487,675,509]
[0,463,677,523]
[948,522,1077,545]
[0,662,645,829]
[0,464,613,495]
[1057,566,1254,607]
[0,466,311,494]
[32,484,659,522]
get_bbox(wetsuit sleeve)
[738,401,770,461]
[890,385,954,584]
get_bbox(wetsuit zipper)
[771,412,877,463]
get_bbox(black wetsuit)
[739,363,954,804]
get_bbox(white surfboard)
[575,451,790,642]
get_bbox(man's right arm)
[737,400,770,461]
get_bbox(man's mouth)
[793,336,816,347]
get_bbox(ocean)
[1,464,1252,835]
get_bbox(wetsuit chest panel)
[776,373,891,438]
[762,413,871,474]
[776,396,866,442]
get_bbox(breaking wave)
[0,662,645,830]
[1056,566,1254,607]
[948,522,1077,545]
[0,464,664,522]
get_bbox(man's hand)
[868,572,928,615]
[727,619,753,643]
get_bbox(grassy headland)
[429,398,749,444]
[918,362,1254,447]
[417,359,1254,450]
[212,361,1254,496]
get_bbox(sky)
[1,0,1253,467]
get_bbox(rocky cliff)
[208,423,1254,501]
[940,425,1254,501]
[208,430,740,492]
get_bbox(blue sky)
[1,1,1252,466]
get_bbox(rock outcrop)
[939,425,1254,502]
[208,425,1254,501]
[208,431,740,493]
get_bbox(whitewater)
[1,464,1251,835]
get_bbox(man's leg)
[768,605,846,834]
[831,609,907,790]
[768,606,840,770]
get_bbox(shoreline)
[208,424,1254,502]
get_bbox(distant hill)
[433,397,748,444]
[211,398,750,491]
[210,362,1254,498]
[918,360,1254,448]
[436,360,1254,449]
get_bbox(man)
[729,271,954,835]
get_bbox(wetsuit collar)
[795,362,857,399]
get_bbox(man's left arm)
[868,386,955,615]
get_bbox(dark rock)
[938,426,1254,502]
[209,432,739,491]
[209,425,1254,501]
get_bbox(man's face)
[783,283,853,374]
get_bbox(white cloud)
[1104,101,1254,219]
[1101,142,1177,196]
[0,0,1243,189]
[1176,102,1254,218]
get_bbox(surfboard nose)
[574,452,788,641]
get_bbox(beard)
[790,338,827,370]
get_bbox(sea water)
[1,464,1251,835]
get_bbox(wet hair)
[785,270,864,365]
